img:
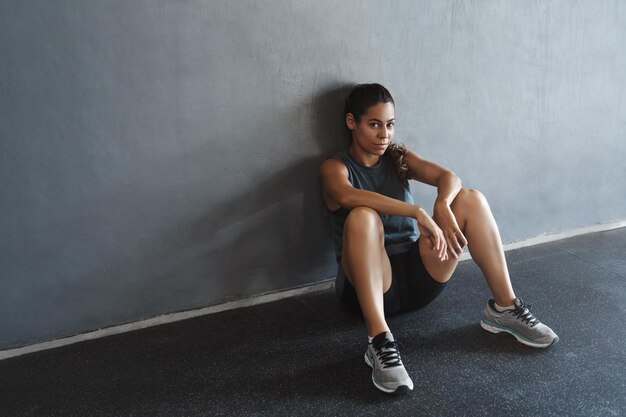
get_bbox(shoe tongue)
[372,331,394,346]
[514,298,523,308]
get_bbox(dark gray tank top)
[328,149,418,259]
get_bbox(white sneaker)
[364,331,414,394]
[480,298,559,348]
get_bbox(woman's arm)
[321,158,422,216]
[405,150,468,258]
[320,158,448,260]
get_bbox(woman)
[319,83,558,395]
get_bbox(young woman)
[320,83,558,395]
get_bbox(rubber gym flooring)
[1,227,625,416]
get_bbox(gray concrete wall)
[1,0,625,350]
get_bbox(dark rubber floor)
[1,228,625,416]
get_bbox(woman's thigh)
[391,242,448,311]
[418,238,459,283]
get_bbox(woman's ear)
[345,113,356,130]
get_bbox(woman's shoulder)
[320,155,348,176]
[321,148,349,168]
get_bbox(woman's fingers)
[453,227,468,256]
[447,231,463,258]
[455,226,468,247]
[437,229,447,261]
[417,208,450,262]
[428,224,446,261]
[442,225,467,260]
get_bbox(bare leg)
[342,207,393,337]
[419,188,516,307]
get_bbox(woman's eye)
[387,123,395,128]
[370,123,380,128]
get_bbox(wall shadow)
[118,82,358,311]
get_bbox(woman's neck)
[349,143,381,167]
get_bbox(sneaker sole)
[480,319,559,348]
[364,352,413,395]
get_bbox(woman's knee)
[454,188,489,211]
[344,206,384,236]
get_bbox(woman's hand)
[414,207,448,261]
[433,202,468,260]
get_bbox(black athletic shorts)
[336,240,447,315]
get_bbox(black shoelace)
[512,300,539,327]
[374,340,403,368]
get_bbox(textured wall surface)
[1,0,625,349]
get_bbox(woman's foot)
[364,331,414,394]
[480,298,559,348]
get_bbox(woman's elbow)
[337,194,354,209]
[448,171,462,187]
[338,191,365,209]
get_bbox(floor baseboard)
[2,219,625,361]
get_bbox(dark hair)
[345,83,409,182]
[345,83,394,122]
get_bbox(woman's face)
[347,101,395,157]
